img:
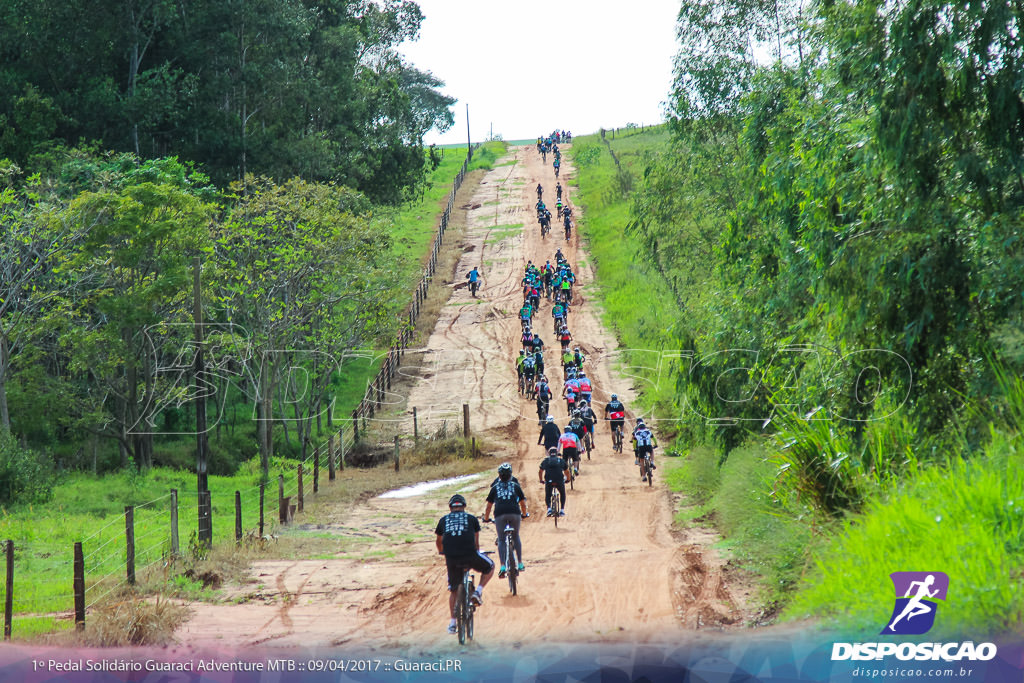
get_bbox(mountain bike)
[612,424,623,453]
[501,519,527,595]
[541,220,550,238]
[641,452,654,487]
[564,221,571,240]
[549,485,561,528]
[469,280,479,297]
[567,455,576,490]
[583,431,593,460]
[454,561,479,644]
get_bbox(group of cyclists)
[536,182,574,240]
[436,131,658,635]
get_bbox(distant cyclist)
[632,418,658,482]
[482,463,529,577]
[535,377,553,425]
[578,401,597,451]
[536,183,543,200]
[436,494,495,634]
[538,447,570,517]
[605,394,626,436]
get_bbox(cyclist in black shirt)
[482,463,529,577]
[435,494,494,634]
[538,447,569,516]
[538,415,561,451]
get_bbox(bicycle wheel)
[466,578,475,641]
[552,492,560,528]
[507,539,518,596]
[568,466,574,490]
[646,458,653,487]
[456,582,468,644]
[586,434,592,460]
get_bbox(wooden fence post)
[328,435,336,481]
[170,488,179,556]
[125,506,135,585]
[278,475,285,524]
[259,482,265,537]
[463,403,470,437]
[4,540,12,640]
[297,463,304,513]
[234,491,242,543]
[74,541,85,631]
[394,436,400,472]
[413,407,419,444]
[313,446,320,493]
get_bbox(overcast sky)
[399,0,681,145]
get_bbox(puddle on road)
[378,473,484,499]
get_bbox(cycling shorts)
[562,447,579,461]
[444,551,494,591]
[610,418,625,432]
[636,444,654,457]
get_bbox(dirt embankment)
[176,145,754,651]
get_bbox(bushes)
[0,432,54,505]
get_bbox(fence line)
[0,145,482,639]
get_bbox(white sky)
[399,0,681,145]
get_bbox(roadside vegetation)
[572,0,1024,637]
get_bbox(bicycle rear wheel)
[646,458,653,487]
[552,492,560,528]
[456,583,468,644]
[466,578,475,641]
[507,540,518,596]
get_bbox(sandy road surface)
[177,146,748,651]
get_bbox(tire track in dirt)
[175,145,753,650]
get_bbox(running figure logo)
[882,572,949,635]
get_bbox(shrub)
[0,432,54,506]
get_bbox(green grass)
[569,127,681,419]
[785,430,1024,637]
[0,458,310,617]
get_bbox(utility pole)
[466,104,472,161]
[193,257,211,546]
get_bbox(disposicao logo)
[831,571,998,662]
[882,571,949,635]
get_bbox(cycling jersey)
[634,428,655,448]
[486,481,526,517]
[568,419,587,439]
[558,432,580,452]
[530,336,544,352]
[540,455,568,484]
[576,377,592,393]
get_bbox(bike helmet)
[611,394,618,400]
[519,350,525,355]
[578,400,588,407]
[448,494,467,508]
[548,447,559,456]
[497,463,513,480]
[636,418,645,426]
[546,415,555,422]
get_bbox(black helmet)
[497,463,513,480]
[448,494,467,508]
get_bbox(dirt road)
[176,145,748,651]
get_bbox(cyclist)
[556,183,562,200]
[539,447,569,516]
[535,376,553,425]
[515,350,527,385]
[561,268,574,302]
[435,494,495,633]
[578,400,598,452]
[559,426,581,476]
[521,326,534,350]
[561,347,575,380]
[556,197,563,218]
[567,410,587,451]
[551,300,567,332]
[521,354,537,393]
[482,463,529,577]
[531,348,545,378]
[604,394,627,447]
[572,347,586,371]
[632,418,659,481]
[558,325,573,351]
[528,284,541,312]
[576,370,593,404]
[519,301,533,330]
[536,183,543,200]
[538,414,561,452]
[466,267,481,296]
[539,210,551,236]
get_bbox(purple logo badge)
[882,572,949,635]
